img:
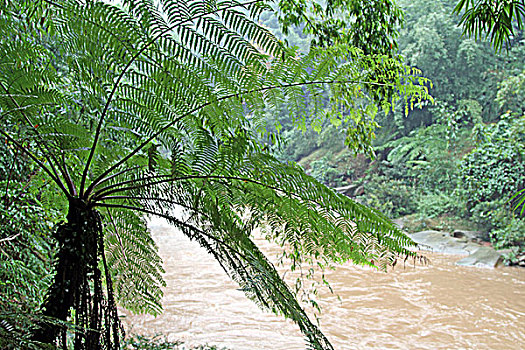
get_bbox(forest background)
[263,0,524,264]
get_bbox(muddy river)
[123,219,525,349]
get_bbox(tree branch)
[0,233,21,243]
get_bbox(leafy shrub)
[491,217,525,250]
[468,200,506,231]
[309,157,346,187]
[0,139,65,349]
[461,141,524,206]
[460,115,525,250]
[417,192,464,218]
[0,183,62,349]
[461,116,525,209]
[277,128,320,161]
[361,175,418,218]
[379,123,462,195]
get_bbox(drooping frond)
[99,196,336,350]
[96,120,418,350]
[103,208,165,315]
[1,0,432,348]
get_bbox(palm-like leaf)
[510,188,525,216]
[0,1,431,349]
[454,0,525,52]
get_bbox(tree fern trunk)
[32,199,120,349]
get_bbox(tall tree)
[0,0,430,349]
[453,0,525,223]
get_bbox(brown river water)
[123,219,525,349]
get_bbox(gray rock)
[409,230,480,255]
[334,184,358,196]
[456,246,504,268]
[519,255,525,267]
[409,230,507,268]
[453,229,488,242]
[391,218,405,230]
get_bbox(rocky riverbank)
[406,229,524,268]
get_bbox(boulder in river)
[409,230,480,255]
[452,229,489,242]
[456,246,504,268]
[334,184,359,196]
[408,230,507,268]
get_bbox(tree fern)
[0,0,431,349]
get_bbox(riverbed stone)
[518,254,525,267]
[408,230,507,268]
[409,230,480,255]
[455,246,504,268]
[452,229,488,242]
[391,218,405,230]
[353,185,365,196]
[334,184,359,196]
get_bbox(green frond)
[103,208,165,315]
[1,0,433,348]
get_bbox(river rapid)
[122,219,525,349]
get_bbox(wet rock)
[334,184,365,197]
[514,253,525,267]
[409,230,480,255]
[452,230,488,242]
[335,184,359,196]
[409,230,507,268]
[456,246,504,268]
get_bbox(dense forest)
[0,0,523,349]
[265,0,525,264]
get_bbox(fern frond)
[2,1,432,348]
[103,208,165,315]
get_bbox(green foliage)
[361,174,418,218]
[395,0,523,129]
[122,334,229,349]
[460,115,525,251]
[491,216,525,249]
[276,0,404,53]
[460,115,525,208]
[104,209,165,315]
[0,0,433,348]
[308,157,346,187]
[0,159,63,349]
[381,122,462,193]
[123,335,183,350]
[454,0,525,52]
[276,127,321,161]
[510,188,525,216]
[496,69,525,115]
[265,0,525,264]
[417,192,463,219]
